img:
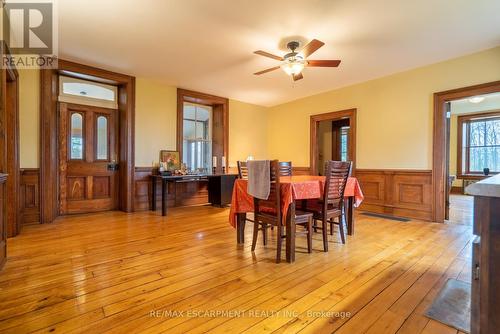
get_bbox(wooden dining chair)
[251,160,314,263]
[278,161,293,176]
[304,160,351,251]
[237,161,249,179]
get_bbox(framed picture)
[159,150,181,171]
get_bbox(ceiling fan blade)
[292,73,303,81]
[254,66,281,75]
[307,60,341,67]
[301,39,325,58]
[254,50,283,61]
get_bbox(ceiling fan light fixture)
[281,58,306,76]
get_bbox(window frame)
[176,89,229,174]
[69,112,85,161]
[94,114,110,161]
[457,110,500,177]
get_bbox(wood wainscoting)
[356,169,433,221]
[292,167,312,175]
[134,167,209,211]
[20,168,40,225]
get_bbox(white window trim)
[58,76,118,109]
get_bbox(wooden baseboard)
[450,186,463,194]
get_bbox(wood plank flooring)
[448,194,473,226]
[0,206,472,333]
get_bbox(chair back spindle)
[278,161,293,176]
[323,161,351,213]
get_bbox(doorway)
[433,81,500,223]
[310,109,356,175]
[40,60,135,224]
[445,93,500,225]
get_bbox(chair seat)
[311,208,342,220]
[294,209,313,224]
[300,200,342,220]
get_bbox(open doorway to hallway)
[316,118,350,175]
[445,91,500,225]
[310,109,356,175]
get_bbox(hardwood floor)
[448,194,473,226]
[0,206,472,333]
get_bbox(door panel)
[59,103,119,214]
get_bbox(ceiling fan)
[253,39,341,81]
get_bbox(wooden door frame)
[1,41,20,237]
[310,108,357,175]
[432,80,500,223]
[40,59,135,224]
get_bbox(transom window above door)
[59,76,118,109]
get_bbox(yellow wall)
[19,69,40,168]
[267,47,500,169]
[228,100,268,167]
[17,46,500,171]
[134,78,178,167]
[18,75,269,168]
[134,80,269,167]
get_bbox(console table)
[466,174,500,334]
[150,174,208,216]
[150,174,237,216]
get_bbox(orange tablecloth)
[229,175,364,227]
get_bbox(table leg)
[237,213,246,244]
[161,179,167,216]
[347,196,354,235]
[286,203,296,263]
[151,177,156,211]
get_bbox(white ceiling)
[451,92,500,115]
[58,0,500,107]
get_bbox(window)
[182,102,212,172]
[70,113,84,159]
[458,113,500,175]
[96,116,108,160]
[340,126,349,161]
[59,76,118,109]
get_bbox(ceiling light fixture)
[469,96,485,104]
[281,57,306,76]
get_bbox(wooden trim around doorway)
[310,108,357,175]
[432,80,500,223]
[40,59,135,224]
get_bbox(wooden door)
[59,103,119,214]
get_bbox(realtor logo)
[1,0,58,69]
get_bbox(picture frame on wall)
[159,150,181,171]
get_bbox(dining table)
[229,175,364,262]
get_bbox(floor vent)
[361,212,411,222]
